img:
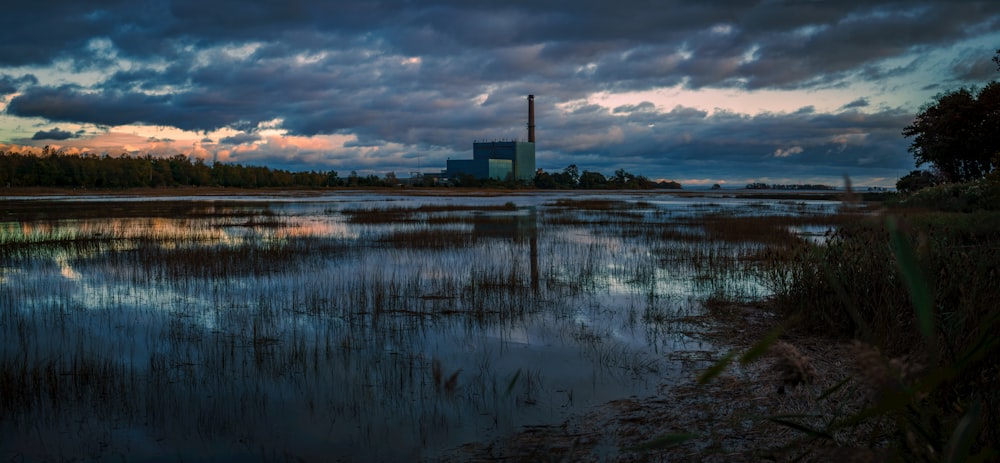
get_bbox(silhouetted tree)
[903,75,1000,182]
[2,149,686,191]
[533,169,556,188]
[896,169,942,193]
[324,170,341,187]
[655,180,682,189]
[0,149,350,189]
[578,170,608,189]
[560,164,579,187]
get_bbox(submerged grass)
[340,203,518,224]
[2,193,869,460]
[376,228,476,249]
[544,198,655,210]
[1,199,280,221]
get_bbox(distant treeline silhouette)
[0,148,369,189]
[745,182,835,190]
[1,148,682,190]
[531,164,682,190]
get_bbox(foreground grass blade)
[885,216,936,350]
[816,376,851,402]
[766,416,834,440]
[697,351,735,384]
[739,315,798,365]
[943,401,982,463]
[504,369,522,397]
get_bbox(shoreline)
[441,302,871,462]
[0,186,865,201]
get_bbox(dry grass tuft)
[769,341,817,392]
[848,340,925,399]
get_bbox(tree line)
[449,164,681,189]
[531,164,681,190]
[898,49,1000,191]
[0,148,682,190]
[745,183,835,190]
[0,148,363,189]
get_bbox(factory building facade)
[447,141,535,182]
[446,157,513,180]
[446,95,536,182]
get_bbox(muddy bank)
[440,303,882,462]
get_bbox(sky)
[1,1,999,188]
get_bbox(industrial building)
[446,95,536,182]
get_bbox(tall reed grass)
[733,209,1000,461]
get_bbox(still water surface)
[0,192,840,461]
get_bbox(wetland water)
[0,192,842,461]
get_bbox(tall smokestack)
[527,94,535,143]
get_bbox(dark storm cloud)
[0,74,38,95]
[613,102,657,114]
[220,132,261,145]
[841,97,871,110]
[5,1,996,83]
[533,103,914,180]
[1,0,998,183]
[0,1,129,66]
[949,48,1000,82]
[8,85,181,129]
[31,127,76,140]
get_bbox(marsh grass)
[761,212,1000,357]
[1,194,855,460]
[340,203,518,224]
[0,200,560,459]
[376,228,475,249]
[544,198,655,210]
[2,200,279,222]
[539,198,656,227]
[692,206,1000,461]
[696,213,851,246]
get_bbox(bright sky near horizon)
[1,1,998,187]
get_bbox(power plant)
[446,95,536,182]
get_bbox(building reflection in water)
[471,207,539,293]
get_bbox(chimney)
[527,94,535,143]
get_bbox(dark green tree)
[655,180,682,189]
[903,80,1000,183]
[533,169,556,188]
[324,170,341,187]
[578,170,608,189]
[559,164,579,187]
[895,169,942,193]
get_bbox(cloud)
[2,1,998,187]
[8,85,177,128]
[0,74,38,95]
[220,132,261,145]
[613,101,657,114]
[773,146,804,158]
[841,97,870,110]
[31,127,77,140]
[949,47,1000,82]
